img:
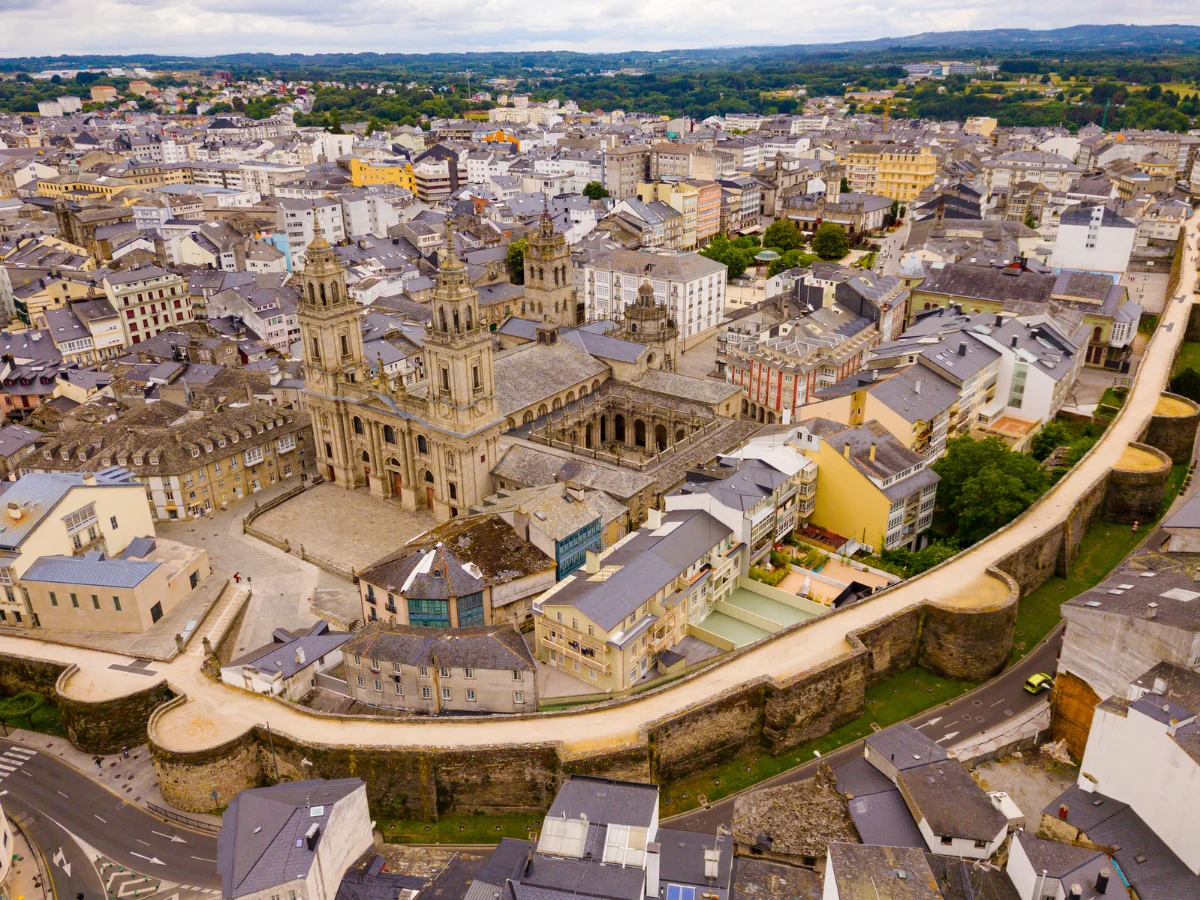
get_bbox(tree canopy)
[931,436,1049,545]
[700,234,756,280]
[582,181,609,200]
[505,237,528,284]
[763,219,806,253]
[812,222,850,260]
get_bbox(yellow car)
[1024,672,1054,694]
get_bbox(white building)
[102,266,193,345]
[1051,205,1136,276]
[982,150,1082,194]
[578,249,727,346]
[278,198,345,266]
[340,187,408,239]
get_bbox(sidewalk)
[4,815,52,900]
[5,728,221,830]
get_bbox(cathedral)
[299,223,503,520]
[523,204,582,328]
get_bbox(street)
[666,625,1063,832]
[0,739,220,900]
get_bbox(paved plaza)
[252,483,439,574]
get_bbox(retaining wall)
[56,665,176,755]
[1144,392,1200,464]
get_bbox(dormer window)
[191,449,200,458]
[218,439,226,448]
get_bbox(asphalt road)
[667,625,1063,833]
[0,739,220,899]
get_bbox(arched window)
[552,397,562,411]
[383,425,396,444]
[331,282,340,303]
[417,435,428,454]
[362,450,370,463]
[308,283,315,303]
[523,412,534,425]
[353,417,363,436]
[553,268,559,287]
[424,470,434,483]
[453,310,460,332]
[319,283,326,305]
[566,392,575,403]
[310,336,320,361]
[440,307,448,332]
[579,384,589,397]
[537,404,548,417]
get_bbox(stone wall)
[852,606,921,685]
[1103,442,1172,525]
[1143,393,1200,465]
[761,649,868,754]
[56,666,176,755]
[0,651,66,699]
[649,683,766,782]
[917,572,1019,682]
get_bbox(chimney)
[645,508,663,529]
[1154,676,1168,693]
[957,342,967,357]
[1146,602,1158,620]
[1079,772,1097,793]
[645,843,661,897]
[295,646,306,665]
[584,549,601,575]
[6,502,21,521]
[914,378,921,394]
[869,442,877,461]
[1068,885,1082,900]
[82,472,96,486]
[305,823,320,850]
[1058,804,1069,819]
[995,314,1003,326]
[1096,869,1110,894]
[1011,335,1019,347]
[843,442,851,459]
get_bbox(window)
[92,595,100,610]
[110,516,118,529]
[70,593,79,608]
[276,434,296,453]
[513,691,524,704]
[49,591,57,607]
[394,682,403,695]
[63,503,97,535]
[512,669,523,681]
[408,598,451,629]
[466,688,476,701]
[374,680,382,692]
[113,596,121,612]
[356,675,365,688]
[418,666,429,677]
[464,667,475,679]
[940,836,954,846]
[441,687,451,701]
[438,666,450,678]
[244,447,264,466]
[421,686,432,699]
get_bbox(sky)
[1,1,1199,58]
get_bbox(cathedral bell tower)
[523,199,577,327]
[298,222,364,487]
[617,280,678,372]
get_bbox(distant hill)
[4,24,1200,73]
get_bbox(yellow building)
[636,180,700,249]
[533,508,744,692]
[844,145,883,194]
[348,156,416,191]
[877,146,937,203]
[799,418,939,553]
[36,173,136,200]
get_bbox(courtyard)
[251,483,440,574]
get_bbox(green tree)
[932,436,1050,545]
[812,222,850,260]
[768,249,818,277]
[1169,368,1200,404]
[505,238,528,285]
[840,177,850,193]
[886,199,900,227]
[1030,421,1071,461]
[328,109,344,134]
[1023,214,1038,229]
[582,181,610,200]
[366,116,382,136]
[880,541,960,578]
[700,235,754,280]
[763,218,805,252]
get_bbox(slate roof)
[820,422,939,500]
[547,776,658,826]
[494,340,608,417]
[1011,832,1124,899]
[228,622,352,680]
[825,843,941,900]
[547,508,732,632]
[1043,785,1200,900]
[631,369,740,406]
[1064,567,1200,634]
[358,542,486,599]
[864,723,949,771]
[343,623,535,672]
[493,446,655,503]
[729,858,822,900]
[897,761,1007,842]
[21,549,159,588]
[672,458,789,512]
[217,778,365,900]
[0,424,43,460]
[833,756,927,850]
[923,854,1021,900]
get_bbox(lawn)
[1173,340,1200,376]
[378,812,542,844]
[1010,463,1187,662]
[659,665,979,817]
[0,692,67,739]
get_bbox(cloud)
[1,0,1198,57]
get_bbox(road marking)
[936,731,960,743]
[94,815,106,823]
[0,765,15,772]
[190,856,216,863]
[916,716,942,730]
[137,839,150,846]
[990,698,1006,707]
[53,847,73,878]
[56,789,68,797]
[151,830,187,843]
[18,769,31,777]
[130,851,165,866]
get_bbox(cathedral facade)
[299,225,503,520]
[523,207,581,328]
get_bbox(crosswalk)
[0,745,35,780]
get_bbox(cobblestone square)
[252,483,439,573]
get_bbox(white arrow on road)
[151,830,187,844]
[53,847,72,878]
[916,717,942,730]
[130,852,166,866]
[936,732,960,744]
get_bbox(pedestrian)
[233,571,240,583]
[1132,520,1139,536]
[122,746,129,760]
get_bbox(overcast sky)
[2,2,1199,58]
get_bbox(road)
[0,739,220,899]
[667,625,1063,832]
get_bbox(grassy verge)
[0,692,68,739]
[659,666,978,817]
[378,812,541,844]
[1173,340,1200,376]
[1010,463,1187,662]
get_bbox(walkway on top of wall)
[1,212,1198,759]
